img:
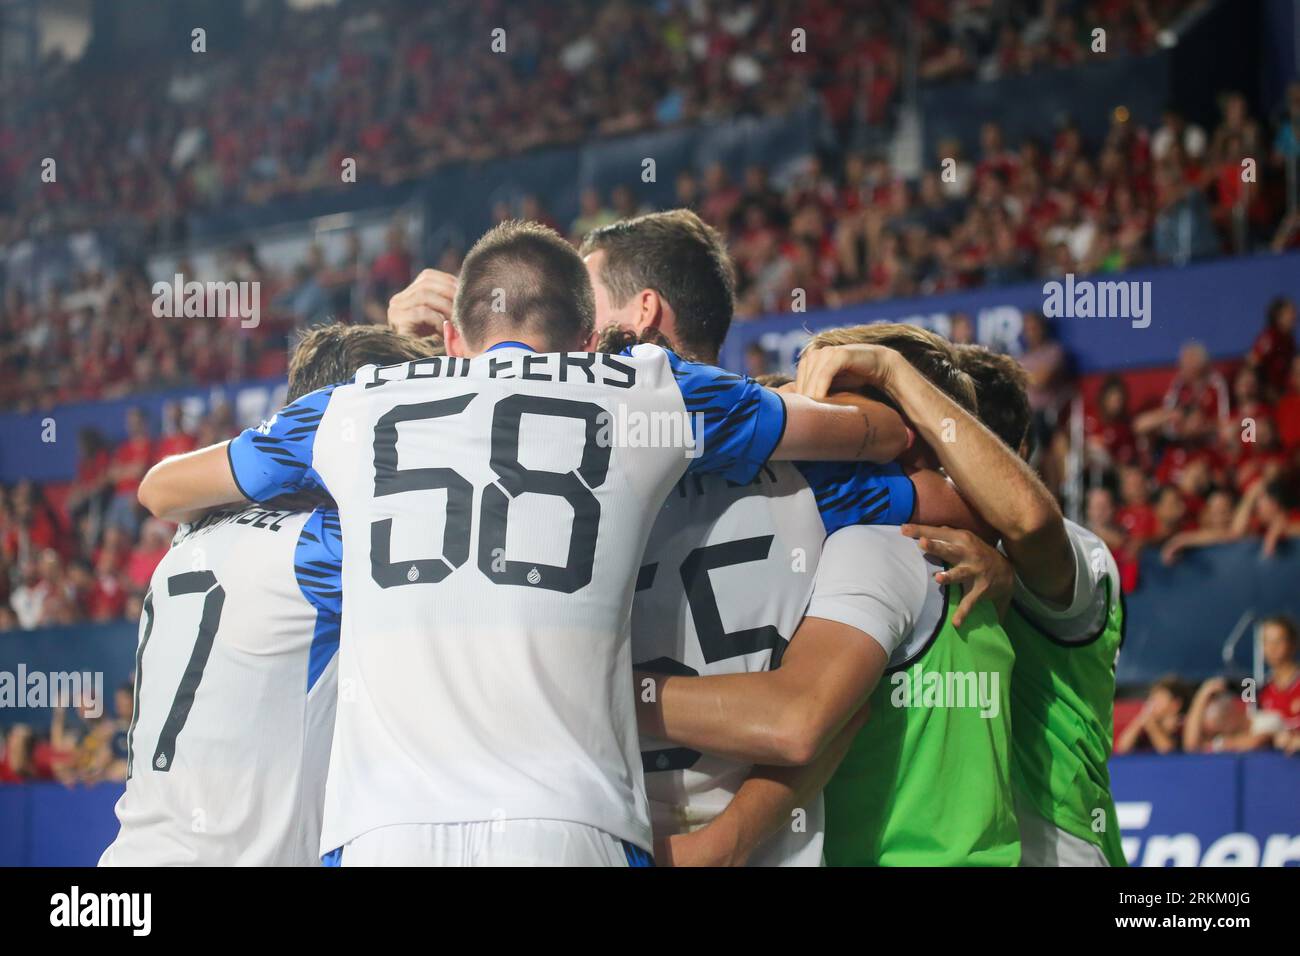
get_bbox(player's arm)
[637,527,920,766]
[140,387,335,521]
[796,343,1075,605]
[659,704,870,866]
[773,391,912,464]
[665,352,913,488]
[637,617,886,766]
[138,442,246,523]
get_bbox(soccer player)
[137,221,915,867]
[947,345,1126,867]
[797,340,1124,866]
[100,324,434,866]
[639,324,1023,866]
[578,212,992,865]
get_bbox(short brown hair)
[288,323,440,401]
[805,323,977,412]
[454,220,595,352]
[579,209,735,362]
[954,344,1032,453]
[1261,614,1299,649]
[1150,674,1195,710]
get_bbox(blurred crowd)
[0,226,421,411]
[1076,299,1300,589]
[2,0,898,248]
[7,79,1300,412]
[708,86,1300,318]
[1115,615,1300,755]
[0,685,134,785]
[0,396,250,635]
[0,0,1197,248]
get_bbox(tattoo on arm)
[854,409,876,459]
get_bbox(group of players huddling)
[97,209,1125,867]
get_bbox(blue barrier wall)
[1112,753,1300,867]
[1120,540,1300,685]
[720,250,1300,375]
[0,752,1294,866]
[0,782,123,867]
[0,377,287,484]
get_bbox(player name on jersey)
[360,351,639,388]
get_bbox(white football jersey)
[633,460,915,866]
[226,343,788,856]
[100,505,342,867]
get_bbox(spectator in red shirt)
[1085,374,1140,469]
[1246,296,1296,400]
[1236,477,1300,557]
[1160,487,1242,565]
[66,428,113,534]
[125,519,173,593]
[1230,365,1271,425]
[1231,416,1289,494]
[1116,465,1159,545]
[369,222,413,305]
[1258,615,1300,735]
[1159,340,1230,446]
[87,548,128,622]
[0,724,52,783]
[1276,354,1300,451]
[105,407,153,537]
[1019,312,1073,451]
[1152,484,1192,545]
[6,481,66,561]
[154,402,197,461]
[1085,485,1139,590]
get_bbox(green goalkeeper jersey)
[1004,520,1127,867]
[821,568,1019,867]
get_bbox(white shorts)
[335,820,653,867]
[1016,795,1109,867]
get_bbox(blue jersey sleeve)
[295,507,342,693]
[795,461,915,534]
[227,385,335,502]
[661,351,786,484]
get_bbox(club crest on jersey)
[526,567,542,585]
[407,565,420,582]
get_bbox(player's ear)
[444,319,466,358]
[636,289,664,335]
